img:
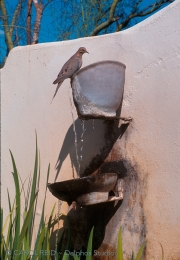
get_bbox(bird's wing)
[53,57,81,84]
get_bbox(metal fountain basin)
[71,60,126,120]
[47,173,125,206]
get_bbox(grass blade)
[73,254,80,260]
[10,150,21,254]
[117,227,123,260]
[23,211,30,255]
[131,251,135,260]
[25,175,32,211]
[14,191,38,260]
[29,133,39,244]
[7,189,15,251]
[42,226,50,260]
[31,204,45,260]
[135,242,146,260]
[57,216,71,260]
[32,164,51,260]
[45,163,50,191]
[34,226,46,258]
[47,203,56,230]
[62,250,70,260]
[0,208,3,257]
[160,243,164,260]
[2,210,14,235]
[86,226,94,260]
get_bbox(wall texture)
[1,0,180,259]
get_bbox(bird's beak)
[86,50,89,54]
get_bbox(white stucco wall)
[1,0,180,259]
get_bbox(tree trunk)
[27,0,33,45]
[32,0,43,44]
[0,0,14,52]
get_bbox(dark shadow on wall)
[56,199,123,259]
[54,118,106,181]
[50,161,146,260]
[50,106,133,258]
[54,93,125,181]
[54,118,129,182]
[49,201,122,260]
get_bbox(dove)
[51,47,89,102]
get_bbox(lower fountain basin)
[71,60,126,120]
[47,173,118,205]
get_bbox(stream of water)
[69,89,80,177]
[80,120,86,162]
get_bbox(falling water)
[92,119,95,130]
[80,120,86,162]
[69,88,80,177]
[55,199,62,254]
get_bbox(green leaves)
[72,226,94,260]
[86,226,94,260]
[14,192,39,260]
[10,150,21,254]
[160,243,164,260]
[117,227,146,260]
[117,227,123,260]
[1,135,56,260]
[135,243,146,260]
[1,134,157,260]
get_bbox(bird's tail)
[53,78,59,84]
[50,81,63,103]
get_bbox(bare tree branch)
[0,0,14,51]
[27,0,33,45]
[32,0,43,44]
[10,0,25,34]
[96,6,111,24]
[0,0,173,63]
[90,0,120,36]
[43,0,53,11]
[115,0,169,31]
[131,0,143,14]
[1,24,27,31]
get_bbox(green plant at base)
[69,225,145,260]
[160,243,164,260]
[72,226,94,260]
[0,134,59,260]
[0,134,149,260]
[117,227,146,260]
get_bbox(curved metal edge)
[72,60,126,78]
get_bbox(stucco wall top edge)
[1,0,179,71]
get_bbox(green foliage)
[70,225,145,260]
[160,243,165,260]
[117,227,146,260]
[0,136,57,260]
[55,216,71,260]
[117,227,123,259]
[72,226,94,260]
[1,135,166,260]
[86,226,94,260]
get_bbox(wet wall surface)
[54,121,146,259]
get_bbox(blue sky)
[0,0,172,63]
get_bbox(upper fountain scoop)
[71,60,126,120]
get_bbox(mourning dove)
[51,47,89,102]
